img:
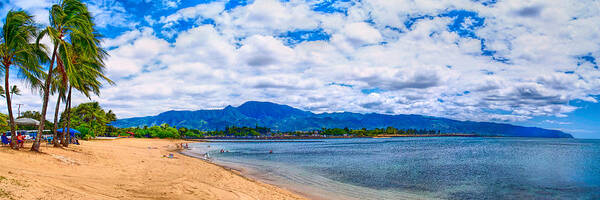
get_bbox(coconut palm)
[32,0,100,151]
[106,110,116,122]
[60,41,113,147]
[50,72,67,147]
[1,10,46,149]
[0,85,22,98]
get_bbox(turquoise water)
[188,137,600,199]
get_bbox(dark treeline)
[115,125,272,139]
[112,125,447,139]
[321,127,442,137]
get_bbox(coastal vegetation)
[1,10,47,149]
[0,0,112,151]
[31,0,110,151]
[112,125,449,139]
[58,102,117,140]
[323,127,442,137]
[0,113,8,133]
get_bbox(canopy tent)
[14,118,40,126]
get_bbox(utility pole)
[16,104,23,118]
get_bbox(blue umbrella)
[56,128,81,134]
[56,128,81,137]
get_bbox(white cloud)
[238,35,296,68]
[144,15,156,26]
[159,1,224,24]
[338,22,383,47]
[86,0,136,28]
[170,26,236,68]
[104,28,169,78]
[161,0,180,9]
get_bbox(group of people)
[1,131,79,148]
[177,143,189,149]
[1,132,26,148]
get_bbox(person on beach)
[1,133,9,146]
[17,133,25,148]
[70,131,80,145]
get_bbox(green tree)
[59,102,115,140]
[249,130,260,136]
[0,85,21,98]
[105,110,116,122]
[60,42,112,146]
[0,85,22,132]
[385,126,398,134]
[0,113,9,134]
[50,71,67,146]
[1,10,47,149]
[33,0,106,151]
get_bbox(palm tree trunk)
[32,44,58,152]
[63,86,72,147]
[60,122,66,146]
[60,102,67,146]
[52,94,61,147]
[4,65,18,149]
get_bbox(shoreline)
[183,141,430,200]
[177,150,321,200]
[0,138,306,200]
[194,134,480,140]
[179,149,349,200]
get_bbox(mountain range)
[112,101,573,138]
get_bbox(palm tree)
[49,33,114,147]
[59,38,113,147]
[32,0,99,151]
[50,72,67,147]
[1,10,46,149]
[0,85,22,98]
[106,110,116,122]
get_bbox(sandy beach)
[0,138,306,200]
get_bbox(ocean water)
[187,137,600,199]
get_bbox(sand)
[0,138,307,200]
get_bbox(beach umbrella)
[14,118,40,126]
[56,128,81,134]
[57,128,81,137]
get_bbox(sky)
[0,0,599,138]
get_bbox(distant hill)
[112,101,573,138]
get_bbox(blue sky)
[1,0,599,138]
